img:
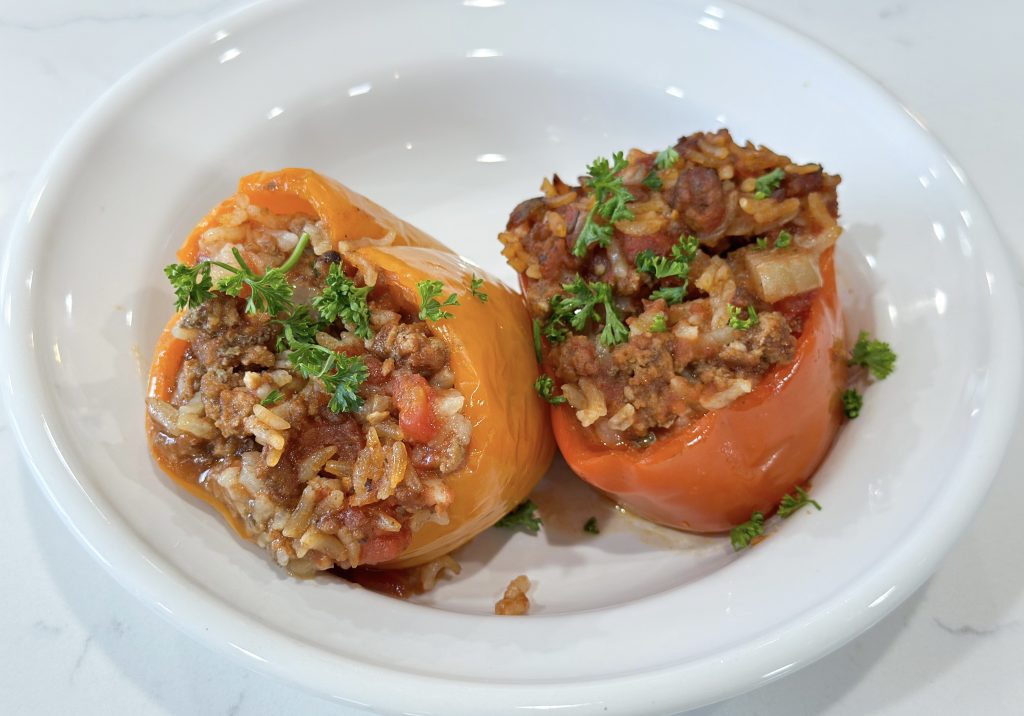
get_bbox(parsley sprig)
[260,389,283,407]
[636,235,700,305]
[273,304,319,353]
[470,275,489,302]
[728,305,759,330]
[731,487,823,551]
[753,167,785,199]
[730,512,765,551]
[572,152,635,257]
[544,276,628,347]
[417,279,460,321]
[842,388,863,419]
[286,341,368,413]
[312,263,373,339]
[849,331,897,379]
[534,374,566,404]
[653,146,680,171]
[164,232,310,315]
[777,487,822,518]
[165,262,213,311]
[495,499,542,534]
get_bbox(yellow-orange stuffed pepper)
[499,130,847,533]
[147,169,554,578]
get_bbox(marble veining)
[1,1,1022,715]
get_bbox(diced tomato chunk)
[390,373,439,443]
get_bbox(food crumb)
[495,575,531,615]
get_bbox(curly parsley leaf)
[164,233,309,316]
[534,374,566,404]
[730,512,765,551]
[286,341,368,413]
[583,517,600,535]
[728,305,759,330]
[637,235,700,305]
[650,313,668,333]
[213,233,309,316]
[777,487,822,518]
[753,167,785,199]
[260,389,283,407]
[273,304,320,353]
[754,237,769,251]
[572,151,635,257]
[417,279,460,321]
[849,331,897,380]
[842,388,863,419]
[312,263,373,339]
[654,146,680,171]
[164,261,214,311]
[544,276,628,347]
[469,275,489,302]
[642,170,663,190]
[775,230,793,248]
[495,499,542,534]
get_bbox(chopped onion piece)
[744,249,822,303]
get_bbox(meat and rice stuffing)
[148,194,473,577]
[501,129,843,446]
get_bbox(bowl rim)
[2,0,1021,713]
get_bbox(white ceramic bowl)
[2,0,1020,713]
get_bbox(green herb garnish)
[572,152,635,257]
[754,237,769,251]
[730,512,765,551]
[164,232,310,316]
[531,318,545,363]
[849,331,897,380]
[753,167,785,199]
[260,389,283,407]
[642,170,663,190]
[583,517,600,535]
[775,230,793,248]
[728,305,759,330]
[842,388,863,419]
[286,341,368,413]
[637,235,700,305]
[470,274,489,302]
[312,263,373,339]
[777,487,822,518]
[654,146,680,171]
[650,313,668,333]
[164,262,213,311]
[495,499,542,534]
[544,276,628,347]
[417,279,460,321]
[534,374,566,404]
[273,304,320,352]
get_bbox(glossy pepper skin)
[149,169,554,569]
[548,249,846,533]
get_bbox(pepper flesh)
[549,249,846,533]
[148,169,554,569]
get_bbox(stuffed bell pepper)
[499,130,847,533]
[147,169,554,580]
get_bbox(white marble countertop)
[2,1,1021,713]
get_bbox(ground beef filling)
[147,199,471,577]
[500,129,842,444]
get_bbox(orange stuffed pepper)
[147,169,554,579]
[499,130,847,532]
